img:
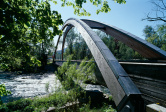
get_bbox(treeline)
[144,24,166,51]
[62,24,166,61]
[63,28,92,60]
[62,28,143,60]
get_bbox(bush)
[6,99,32,111]
[0,84,11,105]
[24,105,35,112]
[0,105,9,112]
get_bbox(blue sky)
[51,0,164,43]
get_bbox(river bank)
[0,64,111,104]
[0,64,115,111]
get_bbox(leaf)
[96,10,100,14]
[61,3,65,7]
[25,21,31,27]
[53,1,57,5]
[24,23,28,28]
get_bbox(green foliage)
[96,1,111,14]
[143,24,166,51]
[79,103,116,112]
[143,25,156,40]
[79,103,91,111]
[0,84,11,105]
[0,0,63,71]
[56,55,97,86]
[0,93,60,111]
[6,99,32,111]
[58,0,126,16]
[0,56,115,111]
[96,30,143,60]
[65,28,78,55]
[55,55,98,109]
[63,28,92,60]
[0,93,114,111]
[24,105,35,112]
[63,29,143,61]
[1,0,127,71]
[104,105,117,112]
[76,58,97,83]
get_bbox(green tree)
[142,0,166,51]
[0,0,127,108]
[65,28,78,55]
[63,28,92,60]
[143,25,156,40]
[0,0,63,70]
[158,25,166,50]
[96,30,143,60]
[143,24,166,51]
[1,0,127,70]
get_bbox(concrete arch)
[82,19,166,60]
[54,18,142,111]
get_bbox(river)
[0,71,61,103]
[0,69,111,103]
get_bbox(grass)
[0,91,116,112]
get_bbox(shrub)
[0,84,11,105]
[6,99,32,111]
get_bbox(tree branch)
[143,0,166,22]
[152,1,166,10]
[161,0,166,9]
[146,16,166,22]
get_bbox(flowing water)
[0,71,61,103]
[0,69,111,103]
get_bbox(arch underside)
[81,19,166,60]
[55,18,166,111]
